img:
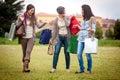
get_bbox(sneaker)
[49,68,56,73]
[75,71,84,74]
[86,71,91,74]
[66,69,70,73]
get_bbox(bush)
[95,26,103,39]
[114,19,120,39]
[105,28,114,39]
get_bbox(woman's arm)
[64,16,71,27]
[49,18,58,44]
[35,17,47,29]
[88,17,96,33]
[16,15,23,28]
[36,21,47,29]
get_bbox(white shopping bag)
[8,23,16,41]
[84,38,98,54]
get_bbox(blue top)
[77,20,96,42]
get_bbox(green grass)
[0,37,120,47]
[0,45,120,80]
[0,37,41,45]
[98,39,120,47]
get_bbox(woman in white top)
[16,4,46,72]
[49,6,71,73]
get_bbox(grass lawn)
[0,37,120,47]
[0,45,120,80]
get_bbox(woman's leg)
[24,38,35,61]
[77,42,85,72]
[20,38,27,62]
[23,38,35,72]
[63,37,70,69]
[52,36,62,69]
[86,53,92,72]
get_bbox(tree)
[105,28,114,39]
[0,0,24,37]
[95,26,103,39]
[114,19,120,40]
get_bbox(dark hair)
[26,4,35,15]
[56,6,65,14]
[82,4,94,20]
[25,4,36,26]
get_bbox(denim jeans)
[77,42,92,72]
[52,36,70,69]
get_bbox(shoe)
[86,71,91,74]
[75,71,84,74]
[23,69,30,73]
[23,60,30,73]
[49,68,56,73]
[66,69,70,73]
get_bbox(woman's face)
[81,8,84,17]
[61,10,66,17]
[27,8,35,16]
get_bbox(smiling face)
[27,8,35,16]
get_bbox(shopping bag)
[84,38,98,54]
[48,44,54,55]
[67,35,78,54]
[8,23,16,41]
[69,16,81,35]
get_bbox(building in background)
[36,13,116,38]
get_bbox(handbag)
[84,38,98,54]
[48,44,54,55]
[15,24,25,37]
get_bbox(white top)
[57,17,68,35]
[23,20,33,38]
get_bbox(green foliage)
[114,19,120,39]
[105,28,114,39]
[95,26,103,39]
[0,0,24,37]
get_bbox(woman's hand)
[19,15,24,21]
[49,40,53,45]
[87,27,94,33]
[73,24,81,29]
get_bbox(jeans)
[52,36,70,69]
[77,42,92,72]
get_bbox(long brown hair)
[24,4,36,26]
[82,4,94,20]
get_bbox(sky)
[24,0,120,20]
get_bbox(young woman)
[75,4,96,74]
[16,4,46,72]
[49,6,71,73]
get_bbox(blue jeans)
[77,42,92,72]
[52,36,70,69]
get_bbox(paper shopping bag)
[84,38,98,54]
